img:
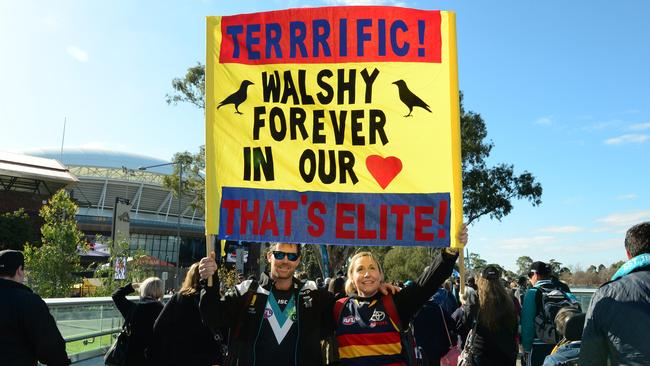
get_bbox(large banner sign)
[206,6,462,247]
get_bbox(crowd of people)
[0,221,649,366]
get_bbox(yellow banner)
[206,7,462,247]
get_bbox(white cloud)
[597,210,650,231]
[66,46,89,62]
[583,119,622,131]
[534,116,552,125]
[539,226,584,234]
[499,236,556,250]
[616,194,638,200]
[629,122,650,131]
[604,134,649,145]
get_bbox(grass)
[66,334,115,355]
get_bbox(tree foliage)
[516,255,533,276]
[162,147,206,212]
[383,247,434,282]
[24,190,85,298]
[0,208,37,251]
[165,62,205,109]
[166,63,544,275]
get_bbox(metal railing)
[45,295,171,364]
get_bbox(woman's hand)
[457,223,468,246]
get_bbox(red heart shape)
[366,155,403,189]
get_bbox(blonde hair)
[345,251,384,295]
[180,262,200,296]
[139,277,163,300]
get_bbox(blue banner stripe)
[218,187,451,247]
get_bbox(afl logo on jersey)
[342,315,356,325]
[263,308,273,318]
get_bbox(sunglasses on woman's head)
[272,251,299,261]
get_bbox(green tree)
[165,62,205,109]
[0,208,37,251]
[548,259,563,275]
[165,64,544,271]
[383,247,433,282]
[24,190,85,298]
[516,255,533,276]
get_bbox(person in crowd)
[521,261,578,359]
[514,276,528,306]
[550,274,571,293]
[333,225,467,365]
[579,222,650,365]
[413,289,458,366]
[0,249,70,366]
[467,265,518,366]
[111,276,164,365]
[328,275,347,300]
[542,307,584,366]
[466,276,478,291]
[452,286,479,348]
[150,263,224,366]
[431,279,458,315]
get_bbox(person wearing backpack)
[521,261,580,366]
[333,224,467,366]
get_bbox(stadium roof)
[24,148,174,175]
[0,151,78,194]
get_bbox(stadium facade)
[23,148,207,268]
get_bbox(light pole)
[138,161,183,288]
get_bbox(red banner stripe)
[219,6,441,64]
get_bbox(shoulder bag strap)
[439,305,453,345]
[381,294,402,332]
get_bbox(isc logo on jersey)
[342,316,356,325]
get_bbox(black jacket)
[579,265,650,366]
[150,291,224,366]
[0,278,70,366]
[200,272,335,366]
[111,283,163,366]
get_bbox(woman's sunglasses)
[272,251,299,261]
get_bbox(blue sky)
[1,0,649,271]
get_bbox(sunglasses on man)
[272,251,299,261]
[528,270,537,278]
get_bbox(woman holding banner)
[333,224,467,366]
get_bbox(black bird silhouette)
[217,80,254,114]
[392,80,432,117]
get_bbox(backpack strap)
[334,297,349,323]
[381,294,403,332]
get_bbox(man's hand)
[379,282,401,295]
[199,252,218,280]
